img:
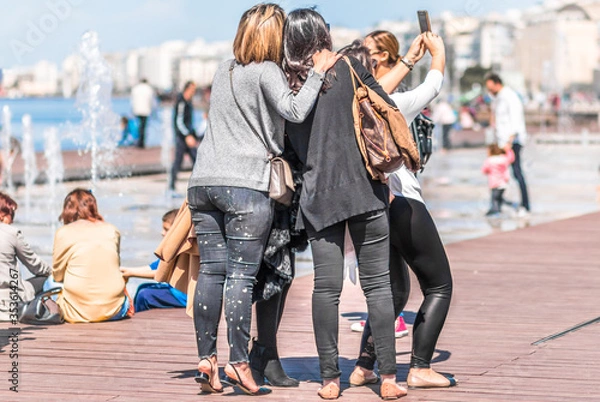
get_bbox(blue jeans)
[134,283,185,312]
[188,186,273,364]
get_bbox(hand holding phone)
[417,10,431,33]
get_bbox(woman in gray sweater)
[0,192,51,323]
[187,3,338,396]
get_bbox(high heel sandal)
[317,382,341,400]
[225,364,272,396]
[195,358,224,393]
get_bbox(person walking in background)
[170,81,198,194]
[187,4,337,396]
[53,188,133,323]
[0,192,52,322]
[432,98,456,151]
[130,78,154,148]
[485,72,530,216]
[482,143,519,217]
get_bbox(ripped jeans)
[188,186,273,364]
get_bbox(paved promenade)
[1,210,599,401]
[1,135,599,401]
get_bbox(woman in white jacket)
[344,31,457,389]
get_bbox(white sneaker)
[517,207,530,218]
[350,321,365,332]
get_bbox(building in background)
[517,2,599,94]
[3,1,600,100]
[138,41,187,93]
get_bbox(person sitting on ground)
[120,209,187,312]
[482,143,519,216]
[53,188,133,323]
[0,192,52,322]
[118,116,140,147]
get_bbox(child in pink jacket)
[482,144,518,216]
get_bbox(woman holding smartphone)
[345,30,457,389]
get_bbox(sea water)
[0,97,205,152]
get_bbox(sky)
[0,0,542,68]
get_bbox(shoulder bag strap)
[229,60,271,155]
[343,56,363,93]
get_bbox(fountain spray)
[1,106,16,194]
[75,31,119,192]
[21,114,38,221]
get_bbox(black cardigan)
[285,57,395,233]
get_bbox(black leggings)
[255,277,292,349]
[357,197,453,369]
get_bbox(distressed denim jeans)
[188,186,273,363]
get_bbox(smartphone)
[417,10,431,33]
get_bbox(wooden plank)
[1,212,600,401]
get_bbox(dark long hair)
[339,40,373,74]
[282,8,333,93]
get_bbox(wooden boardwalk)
[1,212,600,401]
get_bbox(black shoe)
[249,338,300,387]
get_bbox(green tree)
[460,65,491,93]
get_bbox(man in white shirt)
[432,98,456,150]
[130,78,155,148]
[486,73,530,213]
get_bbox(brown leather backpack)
[344,57,420,181]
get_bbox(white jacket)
[492,86,527,147]
[130,82,154,117]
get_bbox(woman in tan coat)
[53,188,132,323]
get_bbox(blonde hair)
[366,30,400,66]
[233,3,285,65]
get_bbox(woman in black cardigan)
[282,9,405,400]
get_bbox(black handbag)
[229,60,295,206]
[18,287,64,325]
[410,113,435,172]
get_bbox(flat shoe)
[380,382,407,400]
[318,382,341,400]
[407,369,457,389]
[349,368,380,387]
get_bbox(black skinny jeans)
[357,197,453,370]
[170,136,197,190]
[489,188,515,213]
[308,210,397,379]
[511,142,530,211]
[188,186,273,364]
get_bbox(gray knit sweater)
[188,60,324,192]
